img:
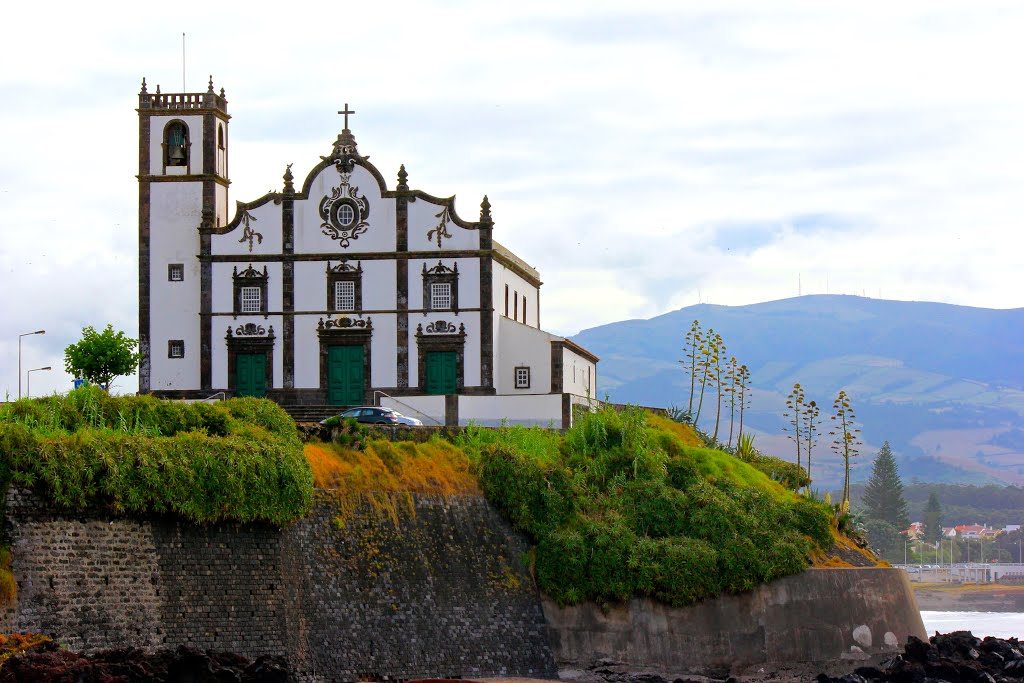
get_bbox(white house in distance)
[136,78,597,426]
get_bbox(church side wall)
[496,315,555,395]
[493,262,539,327]
[561,346,596,399]
[1,490,557,681]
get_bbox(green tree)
[829,390,862,506]
[862,441,910,531]
[710,331,725,443]
[63,324,140,391]
[864,518,903,561]
[922,491,943,545]
[724,355,739,448]
[693,327,716,425]
[736,364,751,443]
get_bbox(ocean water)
[921,611,1024,640]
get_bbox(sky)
[1,1,1022,397]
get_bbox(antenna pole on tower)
[182,32,186,91]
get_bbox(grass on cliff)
[0,387,312,524]
[305,439,478,526]
[457,406,834,608]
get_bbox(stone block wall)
[0,489,556,681]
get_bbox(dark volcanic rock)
[0,644,295,682]
[818,632,1024,683]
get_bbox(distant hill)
[570,295,1024,488]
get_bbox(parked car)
[320,407,423,427]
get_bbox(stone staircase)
[281,405,346,424]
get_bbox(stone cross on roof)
[338,103,355,130]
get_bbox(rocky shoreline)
[2,631,1022,682]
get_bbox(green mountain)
[571,295,1024,488]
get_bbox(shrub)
[0,391,311,524]
[474,405,835,607]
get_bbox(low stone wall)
[0,489,556,681]
[543,567,927,678]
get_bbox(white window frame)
[430,282,452,310]
[240,286,262,313]
[168,340,184,358]
[515,366,530,389]
[334,280,355,311]
[168,263,184,282]
[338,204,355,226]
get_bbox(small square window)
[240,286,262,313]
[430,282,452,310]
[335,280,355,311]
[515,366,531,389]
[168,340,184,358]
[168,264,184,281]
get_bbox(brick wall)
[0,489,556,681]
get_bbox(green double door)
[235,353,267,398]
[424,351,457,395]
[328,345,365,405]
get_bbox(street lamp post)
[17,329,46,399]
[26,366,51,397]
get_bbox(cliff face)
[543,568,928,677]
[1,488,926,680]
[0,489,556,681]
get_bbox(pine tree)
[922,491,943,545]
[862,442,910,530]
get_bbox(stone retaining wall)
[542,567,928,678]
[0,489,556,681]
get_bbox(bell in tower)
[164,121,189,167]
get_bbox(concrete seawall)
[543,567,927,677]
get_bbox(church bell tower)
[137,76,230,394]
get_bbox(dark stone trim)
[225,327,275,395]
[479,256,494,389]
[414,327,466,394]
[326,261,363,312]
[207,249,482,262]
[514,366,531,390]
[203,113,215,176]
[396,194,409,388]
[282,194,294,389]
[232,265,269,318]
[138,112,151,393]
[444,394,459,427]
[138,174,230,187]
[205,307,486,316]
[562,393,572,430]
[200,178,216,392]
[550,342,563,394]
[317,325,373,405]
[422,261,459,314]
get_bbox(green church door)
[424,351,457,395]
[235,353,267,398]
[327,345,365,405]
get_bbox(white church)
[137,78,598,426]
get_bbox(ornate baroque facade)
[137,80,597,424]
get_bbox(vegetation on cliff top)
[0,387,312,524]
[457,406,834,607]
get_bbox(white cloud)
[1,1,1022,396]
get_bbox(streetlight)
[26,366,51,397]
[18,329,45,399]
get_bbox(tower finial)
[208,75,214,93]
[397,164,409,191]
[480,195,492,223]
[140,77,148,94]
[283,163,295,194]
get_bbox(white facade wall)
[149,182,202,391]
[562,347,597,399]
[406,199,480,251]
[407,313,482,388]
[293,166,396,255]
[458,394,564,427]
[492,261,539,327]
[495,316,555,395]
[212,199,282,256]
